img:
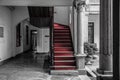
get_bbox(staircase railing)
[50,15,54,68]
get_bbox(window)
[88,22,94,43]
[16,23,21,47]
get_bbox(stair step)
[54,47,72,48]
[54,48,73,51]
[54,34,70,36]
[54,53,73,56]
[54,31,70,32]
[53,66,76,68]
[53,66,76,70]
[54,32,70,34]
[54,60,75,62]
[54,56,75,60]
[54,40,72,43]
[54,51,73,53]
[54,45,72,47]
[54,36,71,38]
[54,39,71,41]
[54,43,71,45]
[54,27,70,30]
[50,70,78,75]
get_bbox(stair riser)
[54,54,73,56]
[54,39,71,41]
[54,31,70,33]
[54,45,72,47]
[54,43,72,47]
[54,57,75,60]
[54,49,73,51]
[54,34,70,36]
[54,48,73,51]
[54,41,71,43]
[54,62,75,66]
[54,33,70,34]
[54,28,69,30]
[54,47,72,49]
[54,67,75,70]
[53,37,71,40]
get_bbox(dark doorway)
[30,30,38,51]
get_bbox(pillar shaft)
[77,5,85,54]
[74,2,87,75]
[98,0,113,75]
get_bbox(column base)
[97,69,113,75]
[93,69,113,80]
[75,54,86,72]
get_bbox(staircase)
[52,23,76,71]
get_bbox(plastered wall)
[0,6,39,62]
[54,6,69,25]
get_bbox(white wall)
[0,6,12,61]
[37,28,50,53]
[88,14,100,50]
[54,6,69,25]
[0,6,39,62]
[12,6,29,56]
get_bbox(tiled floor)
[0,51,82,80]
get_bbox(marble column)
[97,0,113,80]
[75,1,87,75]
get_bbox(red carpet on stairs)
[53,23,76,70]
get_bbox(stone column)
[97,0,113,80]
[75,1,87,75]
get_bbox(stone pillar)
[97,0,113,80]
[74,1,87,75]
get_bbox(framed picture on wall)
[0,27,4,38]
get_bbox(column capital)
[73,0,88,12]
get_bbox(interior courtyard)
[0,0,119,80]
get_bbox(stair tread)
[54,56,74,57]
[54,60,75,62]
[52,66,76,67]
[54,51,73,52]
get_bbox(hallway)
[0,51,84,80]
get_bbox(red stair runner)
[52,23,76,70]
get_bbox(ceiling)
[0,0,73,6]
[28,7,53,27]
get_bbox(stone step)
[50,70,79,75]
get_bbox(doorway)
[30,30,38,51]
